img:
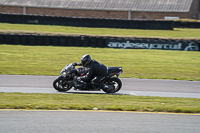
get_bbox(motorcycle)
[53,63,123,93]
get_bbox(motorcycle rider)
[73,54,108,88]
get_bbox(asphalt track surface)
[0,110,199,133]
[0,75,200,133]
[0,75,200,98]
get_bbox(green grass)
[173,19,200,22]
[0,23,200,113]
[0,93,200,113]
[1,23,200,39]
[0,44,200,81]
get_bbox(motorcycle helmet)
[81,54,91,67]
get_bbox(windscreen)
[60,63,75,73]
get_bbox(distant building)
[0,0,199,20]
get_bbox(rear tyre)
[53,78,72,92]
[102,77,122,93]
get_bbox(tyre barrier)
[0,33,105,47]
[0,33,199,51]
[81,36,90,47]
[74,36,81,47]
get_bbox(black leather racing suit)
[80,59,107,85]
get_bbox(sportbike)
[53,63,123,93]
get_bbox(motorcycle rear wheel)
[53,78,72,92]
[102,77,122,93]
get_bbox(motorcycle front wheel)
[53,78,72,92]
[102,77,122,93]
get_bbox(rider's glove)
[72,62,77,66]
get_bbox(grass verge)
[1,45,200,81]
[0,92,200,113]
[1,23,200,39]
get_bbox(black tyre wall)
[0,33,199,51]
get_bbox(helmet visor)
[81,60,88,67]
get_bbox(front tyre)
[53,78,72,92]
[102,77,122,93]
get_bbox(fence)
[174,21,200,28]
[0,13,174,30]
[1,13,200,29]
